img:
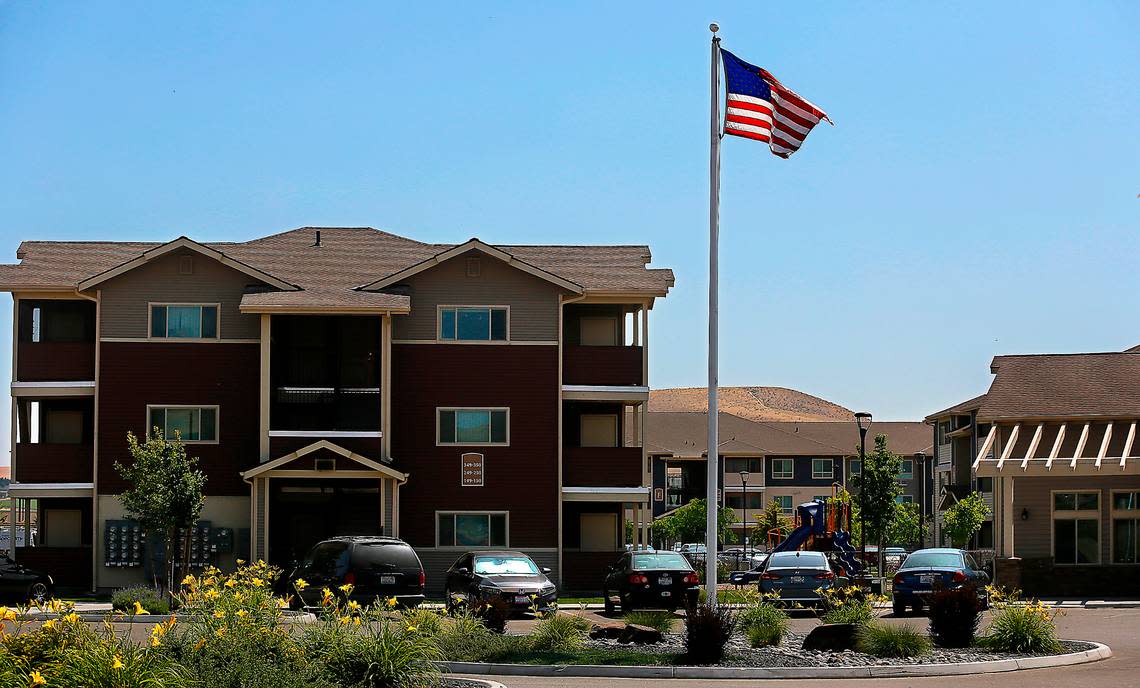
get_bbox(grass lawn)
[559,596,603,606]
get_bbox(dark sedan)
[603,551,700,613]
[0,555,52,603]
[444,551,557,616]
[892,548,989,615]
[757,551,839,605]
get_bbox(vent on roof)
[179,256,193,275]
[313,230,322,247]
[466,257,481,277]
[314,457,336,472]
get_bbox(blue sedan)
[891,548,989,616]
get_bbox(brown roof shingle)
[978,352,1140,421]
[924,393,988,422]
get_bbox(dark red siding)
[391,344,558,549]
[563,447,643,488]
[562,551,620,592]
[98,343,259,495]
[13,444,93,483]
[16,547,93,589]
[562,345,643,386]
[269,436,382,461]
[17,342,96,381]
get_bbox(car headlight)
[539,584,556,595]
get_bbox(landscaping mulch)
[584,631,1097,667]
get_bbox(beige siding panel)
[98,249,264,339]
[1012,475,1140,561]
[391,250,566,341]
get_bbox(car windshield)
[632,553,693,571]
[900,551,964,569]
[767,552,828,569]
[474,556,538,575]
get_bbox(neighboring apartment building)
[942,350,1140,597]
[1,227,672,593]
[646,412,934,547]
[925,395,995,550]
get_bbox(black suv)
[286,537,425,609]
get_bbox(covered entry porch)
[242,440,407,568]
[561,486,649,593]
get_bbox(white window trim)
[811,458,834,480]
[849,459,861,475]
[435,305,511,344]
[895,495,915,504]
[436,407,510,447]
[771,458,793,480]
[145,404,220,444]
[1110,490,1140,566]
[434,510,510,549]
[147,302,221,341]
[899,459,914,481]
[1050,489,1101,566]
[772,495,794,514]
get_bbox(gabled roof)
[355,238,584,294]
[978,351,1140,421]
[241,440,408,481]
[76,236,300,292]
[924,393,988,423]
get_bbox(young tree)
[655,498,737,547]
[943,491,989,548]
[850,434,902,577]
[624,518,635,545]
[116,430,207,591]
[886,500,926,547]
[751,500,793,550]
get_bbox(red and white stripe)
[724,93,773,143]
[726,69,830,159]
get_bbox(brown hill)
[649,386,853,423]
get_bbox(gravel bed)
[584,632,1097,668]
[442,679,495,688]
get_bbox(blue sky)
[1,2,1138,465]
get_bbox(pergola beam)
[972,424,998,471]
[1045,423,1067,470]
[1122,422,1137,470]
[1095,422,1114,469]
[1021,423,1044,470]
[1070,423,1091,470]
[996,423,1021,470]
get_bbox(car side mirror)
[456,567,469,576]
[541,567,552,574]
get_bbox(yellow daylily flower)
[193,638,206,652]
[41,619,57,631]
[251,577,264,587]
[406,625,417,632]
[205,589,220,600]
[386,597,398,608]
[353,617,361,626]
[338,615,351,625]
[62,612,80,624]
[213,610,225,619]
[321,589,334,605]
[182,575,197,586]
[150,636,162,647]
[133,601,149,615]
[293,578,308,591]
[224,579,237,589]
[0,607,15,622]
[236,559,246,566]
[235,609,248,618]
[29,671,47,686]
[347,600,360,611]
[112,654,125,670]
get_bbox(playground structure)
[767,488,861,576]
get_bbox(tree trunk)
[164,528,177,593]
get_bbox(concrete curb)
[446,678,507,688]
[440,640,1110,680]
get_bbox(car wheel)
[619,595,633,614]
[27,581,50,605]
[892,600,906,616]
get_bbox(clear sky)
[1,2,1138,466]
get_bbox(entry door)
[580,317,619,346]
[44,509,82,547]
[581,414,619,447]
[580,513,618,552]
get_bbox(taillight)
[344,570,356,586]
[628,574,648,585]
[683,573,700,585]
[760,572,782,581]
[814,572,835,580]
[893,574,904,585]
[419,570,426,588]
[951,571,967,583]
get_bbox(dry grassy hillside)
[649,386,852,423]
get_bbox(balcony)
[16,342,96,382]
[13,444,93,483]
[562,345,643,387]
[563,446,643,488]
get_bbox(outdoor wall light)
[1021,508,1030,521]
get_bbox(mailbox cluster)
[104,520,145,567]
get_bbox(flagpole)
[705,22,722,608]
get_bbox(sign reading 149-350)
[460,453,484,487]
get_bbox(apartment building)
[925,395,995,549]
[1,227,672,592]
[945,350,1140,596]
[646,412,933,546]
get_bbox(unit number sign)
[461,452,484,487]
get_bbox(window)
[895,495,914,504]
[147,406,218,442]
[849,460,861,475]
[976,521,994,549]
[772,495,793,514]
[899,459,914,480]
[811,458,833,480]
[1053,491,1100,565]
[813,495,829,503]
[437,409,508,445]
[725,492,762,510]
[725,458,762,474]
[1113,491,1140,564]
[150,304,218,339]
[438,306,508,341]
[437,512,508,548]
[771,459,793,479]
[939,421,952,445]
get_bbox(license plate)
[658,576,672,585]
[660,590,672,597]
[790,576,805,584]
[380,575,396,585]
[918,574,935,584]
[514,595,531,605]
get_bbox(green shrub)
[980,603,1062,654]
[624,610,678,633]
[738,603,789,647]
[529,613,591,652]
[54,636,195,688]
[856,622,932,658]
[928,586,982,648]
[314,622,441,688]
[821,600,873,626]
[433,612,516,662]
[682,602,736,665]
[400,606,445,638]
[112,585,172,615]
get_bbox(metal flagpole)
[705,22,722,607]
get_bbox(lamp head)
[739,470,749,482]
[854,412,873,431]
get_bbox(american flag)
[721,49,831,158]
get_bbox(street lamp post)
[739,470,750,555]
[854,412,873,584]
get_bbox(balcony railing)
[563,446,643,487]
[271,387,381,432]
[16,342,95,382]
[13,444,93,483]
[562,346,643,387]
